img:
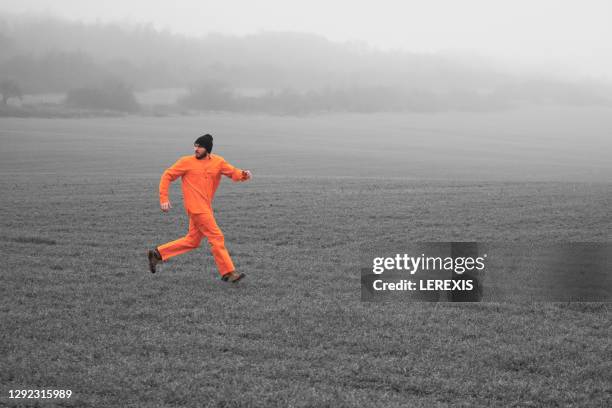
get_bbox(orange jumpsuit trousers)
[157,210,234,275]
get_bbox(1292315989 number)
[9,389,72,399]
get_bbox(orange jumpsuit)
[157,154,246,275]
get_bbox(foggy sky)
[3,0,612,80]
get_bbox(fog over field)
[2,108,611,182]
[1,11,612,114]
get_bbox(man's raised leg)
[157,216,204,261]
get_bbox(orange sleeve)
[159,157,189,203]
[220,158,245,182]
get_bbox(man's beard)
[195,152,208,160]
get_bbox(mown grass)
[1,173,610,407]
[1,112,611,406]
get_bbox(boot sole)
[231,272,245,283]
[222,272,245,283]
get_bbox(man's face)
[194,144,207,159]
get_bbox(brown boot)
[221,271,245,283]
[147,249,161,273]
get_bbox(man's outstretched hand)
[160,201,172,212]
[242,170,252,181]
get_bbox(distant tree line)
[1,15,611,114]
[177,82,538,114]
[65,81,139,112]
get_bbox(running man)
[147,134,252,282]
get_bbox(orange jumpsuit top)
[159,154,245,214]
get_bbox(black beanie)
[194,134,213,153]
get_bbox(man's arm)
[159,157,189,211]
[220,159,251,182]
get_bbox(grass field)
[1,110,611,407]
